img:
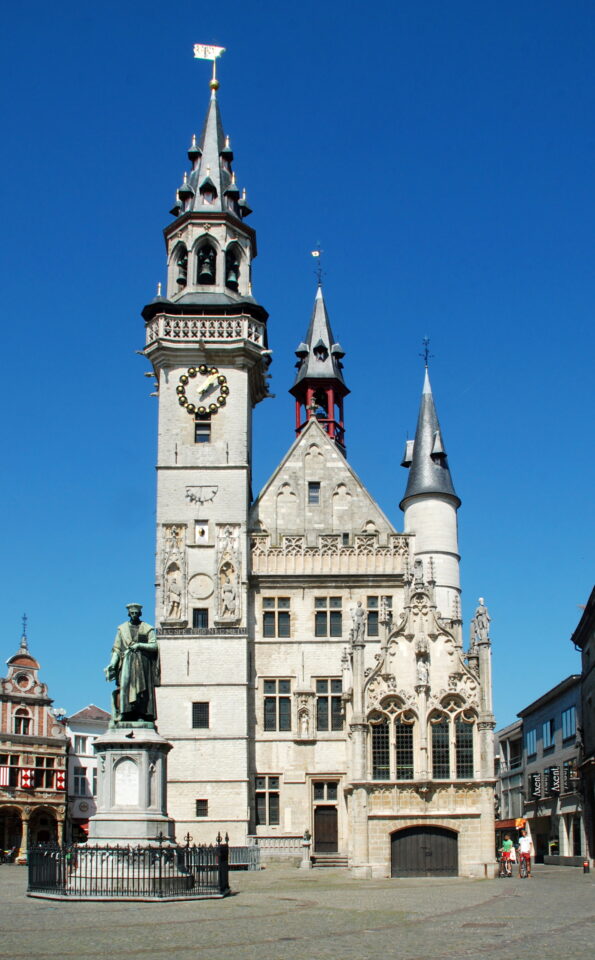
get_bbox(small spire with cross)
[20,613,28,650]
[420,336,434,368]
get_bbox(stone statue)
[416,659,429,684]
[220,575,237,619]
[351,601,366,643]
[472,597,491,642]
[166,577,182,619]
[104,604,160,725]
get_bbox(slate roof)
[292,286,347,388]
[400,368,460,508]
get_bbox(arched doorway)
[391,825,458,877]
[0,806,22,856]
[28,809,57,846]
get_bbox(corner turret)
[400,367,461,630]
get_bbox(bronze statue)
[105,604,160,724]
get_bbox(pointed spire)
[292,285,347,388]
[169,77,249,221]
[400,367,460,508]
[20,612,28,651]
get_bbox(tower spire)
[400,366,459,507]
[289,284,349,453]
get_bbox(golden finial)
[225,135,231,148]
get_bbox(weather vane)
[311,247,324,285]
[22,612,28,637]
[419,336,434,367]
[193,43,226,87]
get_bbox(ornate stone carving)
[162,524,186,622]
[216,524,241,623]
[185,485,218,505]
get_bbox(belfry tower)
[290,285,349,454]
[142,71,270,841]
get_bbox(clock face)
[176,364,229,416]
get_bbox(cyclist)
[518,828,533,877]
[499,833,514,876]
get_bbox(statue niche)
[164,562,182,621]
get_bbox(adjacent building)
[518,675,584,864]
[141,72,497,878]
[494,719,524,838]
[0,629,68,860]
[571,586,595,865]
[65,704,110,842]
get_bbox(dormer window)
[14,708,31,736]
[196,243,216,285]
[313,338,328,362]
[199,175,218,206]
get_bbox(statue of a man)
[104,604,160,724]
[351,601,366,643]
[221,576,237,618]
[473,597,491,642]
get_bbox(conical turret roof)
[400,368,460,508]
[292,286,347,389]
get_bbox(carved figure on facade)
[351,601,366,644]
[162,524,186,622]
[165,573,182,620]
[470,597,491,643]
[416,659,429,685]
[216,524,241,622]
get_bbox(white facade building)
[65,705,109,841]
[142,74,497,877]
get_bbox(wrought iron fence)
[27,836,230,899]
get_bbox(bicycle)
[498,854,512,878]
[519,855,529,878]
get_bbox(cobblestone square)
[1,863,593,960]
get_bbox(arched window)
[395,715,414,780]
[455,716,474,778]
[225,245,241,291]
[371,716,390,780]
[196,242,216,285]
[14,708,31,736]
[175,245,188,288]
[431,716,450,779]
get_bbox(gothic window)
[74,766,88,796]
[192,702,210,729]
[316,679,343,731]
[395,716,414,780]
[175,245,188,288]
[308,481,321,504]
[455,718,474,778]
[315,597,342,637]
[195,799,209,817]
[262,598,290,638]
[13,708,31,736]
[225,245,241,291]
[431,718,450,779]
[263,680,291,732]
[371,717,390,780]
[255,775,279,825]
[196,242,217,285]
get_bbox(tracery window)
[431,718,450,779]
[455,718,474,778]
[371,717,390,780]
[369,706,416,780]
[430,708,476,780]
[395,716,414,780]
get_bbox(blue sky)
[1,1,592,728]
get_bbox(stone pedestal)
[88,726,175,845]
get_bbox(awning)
[495,818,526,830]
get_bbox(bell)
[198,260,215,283]
[226,266,238,288]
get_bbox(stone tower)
[142,74,270,841]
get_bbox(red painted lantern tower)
[289,284,349,454]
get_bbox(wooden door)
[314,805,338,853]
[391,826,458,877]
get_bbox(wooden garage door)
[314,806,338,853]
[391,826,458,877]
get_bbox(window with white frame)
[13,709,31,736]
[74,735,88,754]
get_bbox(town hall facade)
[142,71,496,878]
